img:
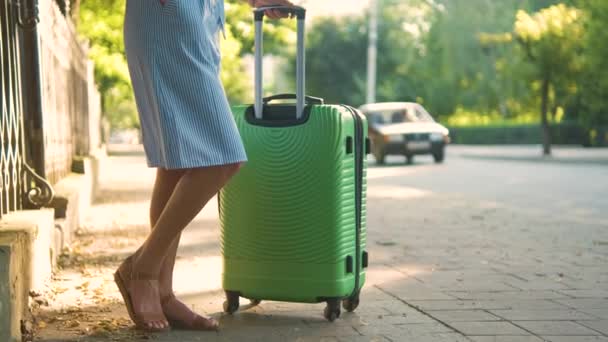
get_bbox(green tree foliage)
[513,4,584,154]
[300,0,606,149]
[301,16,367,105]
[300,0,539,115]
[78,0,133,127]
[76,0,295,128]
[579,0,608,127]
[221,1,297,103]
[297,1,430,107]
[418,0,526,116]
[225,1,297,56]
[78,0,605,141]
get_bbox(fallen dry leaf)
[76,281,90,290]
[65,320,80,328]
[53,287,68,294]
[66,306,82,313]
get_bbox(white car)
[358,102,450,164]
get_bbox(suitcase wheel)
[250,299,262,306]
[342,291,360,312]
[324,299,341,322]
[223,291,240,314]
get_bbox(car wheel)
[374,152,386,165]
[433,148,445,163]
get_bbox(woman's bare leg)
[147,168,215,327]
[125,163,242,329]
[148,168,185,297]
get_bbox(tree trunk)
[71,0,81,25]
[551,105,558,123]
[540,76,552,155]
[99,91,108,144]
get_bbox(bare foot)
[115,257,169,331]
[161,294,219,331]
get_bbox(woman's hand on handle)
[247,0,296,20]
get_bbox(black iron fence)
[1,0,28,217]
[0,0,101,218]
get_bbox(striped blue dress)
[124,0,248,169]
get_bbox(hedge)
[447,123,608,146]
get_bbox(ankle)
[131,257,161,278]
[158,285,174,299]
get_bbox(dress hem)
[145,156,248,170]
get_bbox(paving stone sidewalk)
[33,148,608,341]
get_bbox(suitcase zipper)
[342,105,364,297]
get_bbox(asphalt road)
[370,146,608,225]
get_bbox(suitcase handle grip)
[253,6,306,20]
[263,93,324,105]
[253,6,306,120]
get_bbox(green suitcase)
[219,6,369,322]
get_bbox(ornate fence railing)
[0,0,101,219]
[0,0,35,217]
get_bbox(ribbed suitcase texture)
[219,104,368,319]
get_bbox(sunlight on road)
[368,185,432,200]
[366,165,419,180]
[365,265,416,286]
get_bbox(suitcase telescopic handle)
[253,6,306,120]
[263,93,324,105]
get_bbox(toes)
[141,319,169,331]
[201,317,219,330]
[145,320,168,331]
